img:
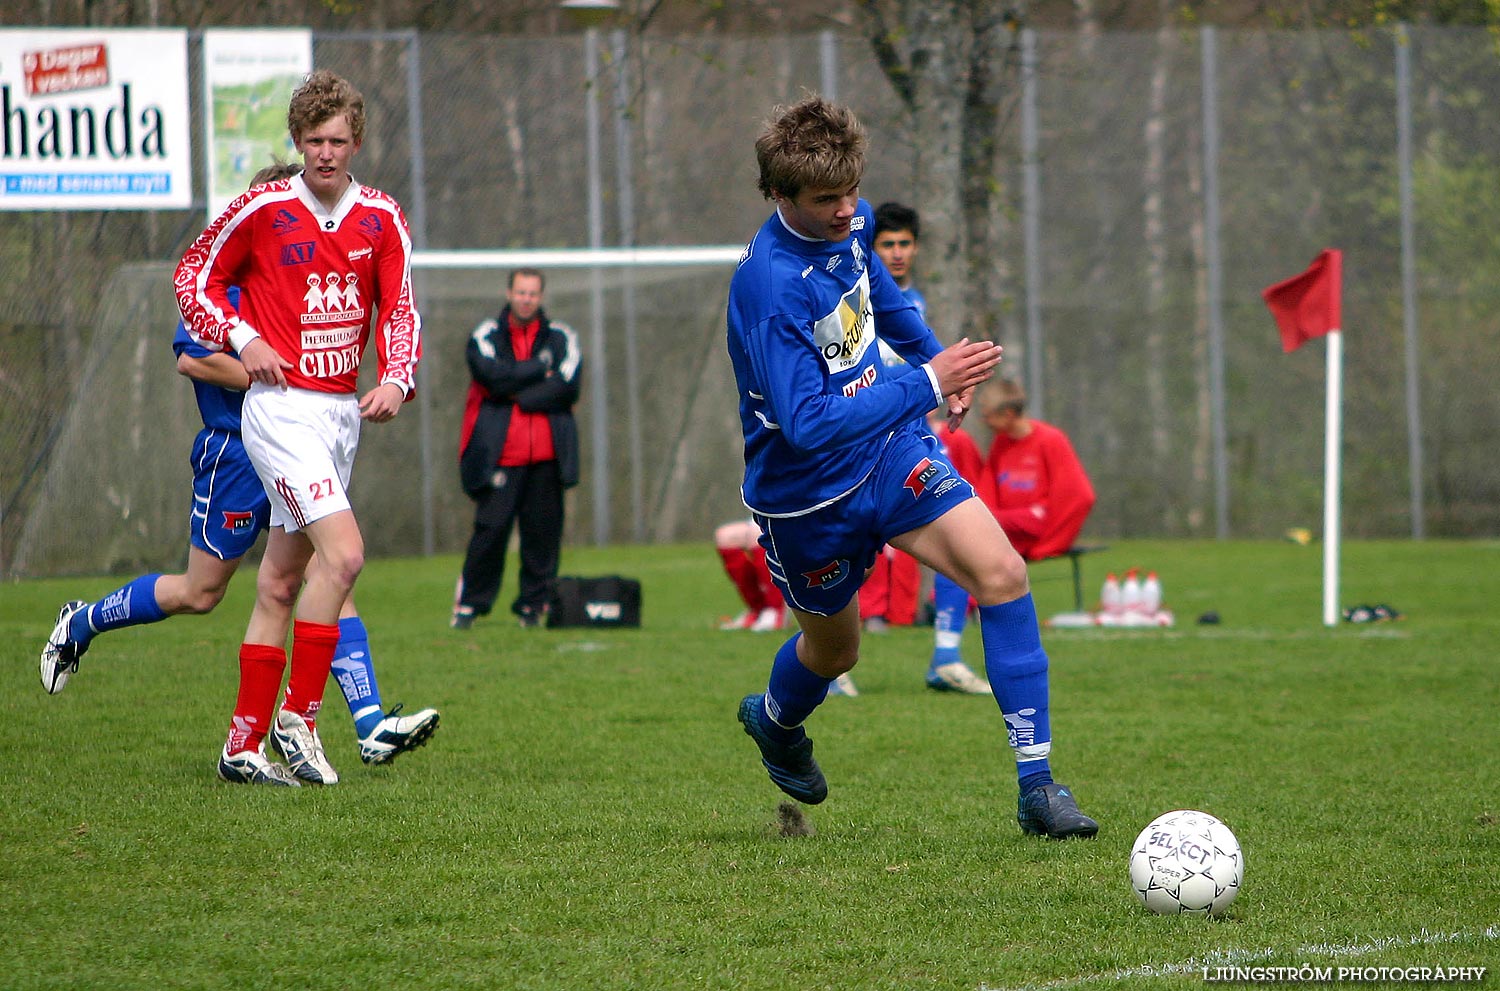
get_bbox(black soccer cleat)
[1018,782,1099,839]
[738,693,828,805]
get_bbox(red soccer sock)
[859,552,892,618]
[887,549,921,626]
[718,547,765,611]
[753,546,784,609]
[227,643,287,754]
[281,619,341,729]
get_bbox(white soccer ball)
[1129,809,1243,916]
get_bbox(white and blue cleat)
[40,600,90,695]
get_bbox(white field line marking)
[1049,627,1412,643]
[982,926,1499,991]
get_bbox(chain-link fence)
[4,25,1497,579]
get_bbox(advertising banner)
[202,29,311,220]
[0,29,192,210]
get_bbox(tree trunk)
[859,0,1027,345]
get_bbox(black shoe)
[1017,782,1098,839]
[737,694,827,805]
[450,607,475,630]
[516,606,545,628]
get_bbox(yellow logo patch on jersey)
[812,273,872,374]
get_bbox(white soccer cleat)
[217,743,301,787]
[718,609,756,631]
[40,600,90,695]
[269,709,340,785]
[749,606,785,632]
[925,661,993,695]
[359,705,440,765]
[827,672,859,697]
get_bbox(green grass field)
[3,540,1497,990]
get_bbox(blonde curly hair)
[287,69,366,144]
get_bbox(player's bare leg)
[153,547,244,616]
[295,509,364,626]
[789,597,861,686]
[889,496,1026,605]
[244,526,314,645]
[788,592,862,672]
[41,548,247,695]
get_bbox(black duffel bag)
[546,575,642,628]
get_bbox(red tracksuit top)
[986,419,1095,560]
[496,314,556,466]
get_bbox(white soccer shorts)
[241,384,361,533]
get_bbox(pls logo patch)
[903,457,950,499]
[221,510,255,532]
[802,559,851,590]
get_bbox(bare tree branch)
[857,0,916,109]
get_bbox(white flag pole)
[1323,329,1343,627]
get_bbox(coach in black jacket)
[453,268,583,629]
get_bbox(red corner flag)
[1262,248,1343,353]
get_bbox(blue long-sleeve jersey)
[171,285,243,433]
[727,200,944,516]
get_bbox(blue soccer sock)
[330,617,384,738]
[930,573,971,669]
[978,593,1054,793]
[72,574,168,648]
[763,633,833,741]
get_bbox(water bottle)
[1142,571,1163,615]
[1121,568,1144,617]
[1101,573,1122,616]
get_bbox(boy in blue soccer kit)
[38,164,438,782]
[729,97,1096,838]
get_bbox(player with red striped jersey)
[173,70,422,787]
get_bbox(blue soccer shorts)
[754,423,976,617]
[188,427,270,561]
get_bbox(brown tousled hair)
[754,96,866,201]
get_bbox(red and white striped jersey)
[174,173,421,398]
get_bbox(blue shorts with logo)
[188,427,270,561]
[754,423,976,617]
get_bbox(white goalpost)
[413,246,744,270]
[411,244,747,549]
[7,247,749,578]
